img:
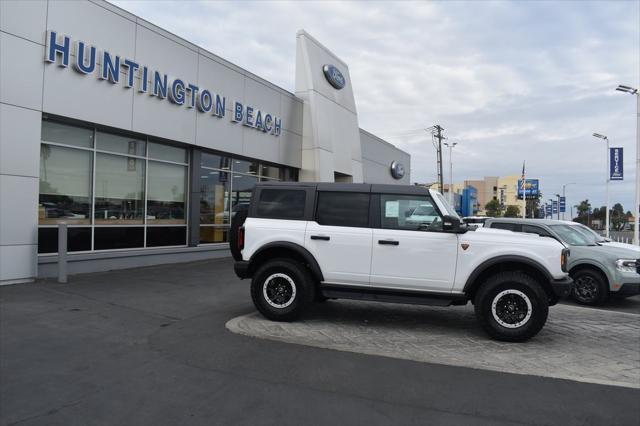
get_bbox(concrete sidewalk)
[228,301,640,388]
[1,259,639,426]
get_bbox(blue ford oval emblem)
[322,64,346,90]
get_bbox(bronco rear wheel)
[474,271,549,342]
[251,258,314,321]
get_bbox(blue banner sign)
[44,31,282,137]
[610,147,623,180]
[552,200,558,214]
[517,179,540,199]
[559,197,566,213]
[545,204,552,216]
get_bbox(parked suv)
[484,218,640,305]
[232,183,572,341]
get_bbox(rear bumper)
[234,261,250,279]
[550,276,574,299]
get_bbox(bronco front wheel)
[474,272,549,342]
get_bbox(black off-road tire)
[251,258,315,321]
[570,268,609,306]
[229,207,248,261]
[474,271,549,342]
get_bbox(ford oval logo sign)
[322,64,346,90]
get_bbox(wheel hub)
[263,273,297,308]
[491,289,532,329]
[575,276,598,302]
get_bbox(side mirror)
[442,215,462,232]
[404,211,411,218]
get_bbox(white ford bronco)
[232,183,573,341]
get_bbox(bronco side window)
[315,192,370,228]
[380,194,442,231]
[256,189,306,219]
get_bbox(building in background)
[429,175,540,216]
[0,0,410,284]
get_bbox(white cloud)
[110,0,638,211]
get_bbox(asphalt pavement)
[1,258,639,426]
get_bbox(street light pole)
[615,85,639,245]
[562,182,576,220]
[443,141,458,205]
[555,194,561,220]
[593,133,610,238]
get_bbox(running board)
[320,284,468,307]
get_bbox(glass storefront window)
[147,226,187,247]
[39,145,92,224]
[232,159,259,175]
[37,119,300,252]
[94,227,144,250]
[202,152,231,170]
[147,161,186,224]
[260,164,281,180]
[231,174,258,212]
[41,120,94,148]
[200,226,228,244]
[96,131,146,156]
[200,170,230,225]
[38,227,91,254]
[148,142,186,163]
[94,153,145,224]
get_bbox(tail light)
[561,248,570,272]
[237,226,245,252]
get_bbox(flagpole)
[522,162,527,218]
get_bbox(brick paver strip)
[226,301,640,389]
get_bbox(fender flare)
[249,241,324,282]
[463,255,554,293]
[568,261,610,285]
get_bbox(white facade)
[0,0,410,284]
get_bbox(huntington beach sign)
[45,30,282,137]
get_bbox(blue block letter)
[100,51,120,83]
[73,41,96,74]
[197,90,212,113]
[233,102,243,122]
[123,59,139,88]
[46,31,70,67]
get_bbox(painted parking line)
[226,301,640,389]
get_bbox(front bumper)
[615,282,640,297]
[234,261,250,279]
[550,276,574,300]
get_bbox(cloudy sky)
[111,0,639,213]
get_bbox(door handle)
[310,235,330,241]
[378,239,399,246]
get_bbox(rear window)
[256,189,306,219]
[316,192,370,228]
[490,222,521,232]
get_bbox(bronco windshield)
[434,192,460,219]
[549,224,598,246]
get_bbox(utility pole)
[436,125,444,194]
[427,125,445,194]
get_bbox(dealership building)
[0,0,411,284]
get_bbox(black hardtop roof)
[254,181,431,195]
